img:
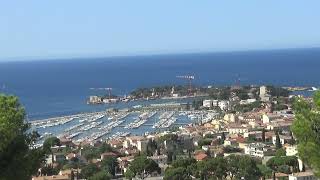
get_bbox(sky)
[0,1,320,61]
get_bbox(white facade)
[272,135,291,145]
[260,86,267,96]
[137,140,148,152]
[227,126,249,134]
[203,100,213,108]
[289,172,316,180]
[286,145,298,156]
[244,143,272,158]
[219,100,229,111]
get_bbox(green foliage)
[165,155,262,180]
[146,139,158,156]
[124,169,135,180]
[197,156,228,179]
[272,103,288,111]
[275,131,282,149]
[234,101,262,113]
[226,155,261,180]
[88,171,111,180]
[0,95,45,180]
[275,148,286,157]
[266,156,299,174]
[223,145,242,153]
[258,164,273,179]
[171,158,196,169]
[43,136,60,154]
[268,86,290,97]
[197,138,212,147]
[292,91,320,176]
[127,155,161,179]
[101,157,118,176]
[41,166,60,176]
[164,167,192,180]
[81,142,113,160]
[164,158,196,180]
[81,163,99,178]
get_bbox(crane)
[176,75,195,96]
[89,87,113,99]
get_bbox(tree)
[292,91,320,176]
[221,132,226,145]
[262,128,266,142]
[275,131,282,149]
[164,167,192,180]
[124,169,135,180]
[81,163,99,178]
[266,156,299,174]
[101,157,118,176]
[275,148,286,157]
[127,155,161,179]
[0,95,44,180]
[197,138,212,147]
[88,171,111,180]
[258,164,273,180]
[226,155,261,180]
[43,136,60,154]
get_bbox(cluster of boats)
[79,114,105,123]
[33,117,75,129]
[124,112,157,129]
[152,112,176,128]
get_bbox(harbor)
[30,104,217,146]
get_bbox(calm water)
[1,48,320,120]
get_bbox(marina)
[31,108,217,146]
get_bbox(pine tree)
[262,128,266,142]
[275,131,282,149]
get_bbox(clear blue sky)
[1,1,320,61]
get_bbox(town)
[30,85,318,180]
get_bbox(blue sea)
[1,48,320,120]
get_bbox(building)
[218,100,229,111]
[260,86,267,96]
[194,152,209,161]
[203,100,213,108]
[88,96,102,104]
[227,124,250,134]
[202,99,219,108]
[244,143,274,158]
[224,113,236,123]
[260,86,271,102]
[286,145,298,156]
[272,135,292,145]
[288,172,317,180]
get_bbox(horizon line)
[1,46,320,63]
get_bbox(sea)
[1,48,320,120]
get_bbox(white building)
[224,113,236,123]
[240,99,257,105]
[260,86,267,96]
[227,124,250,134]
[272,135,292,145]
[203,100,213,108]
[260,86,271,102]
[244,142,273,158]
[289,172,317,180]
[286,145,298,156]
[218,100,229,111]
[202,99,219,108]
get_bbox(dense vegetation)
[0,95,45,180]
[164,155,262,180]
[292,91,320,177]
